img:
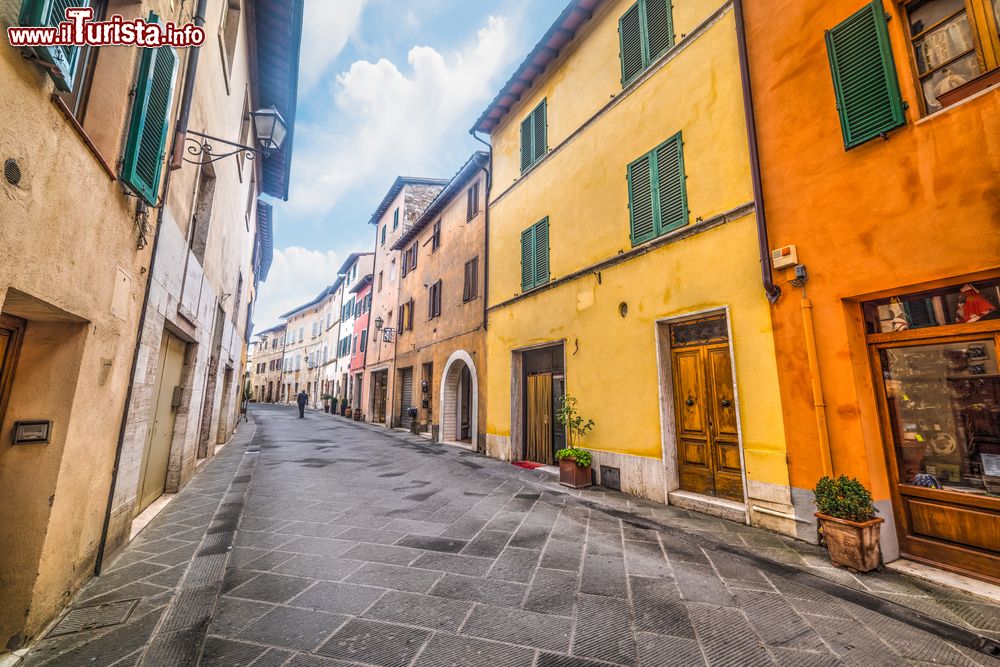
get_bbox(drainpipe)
[95,0,210,576]
[469,131,492,331]
[801,296,834,477]
[733,0,780,304]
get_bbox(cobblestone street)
[19,405,1000,666]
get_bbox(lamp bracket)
[184,130,260,165]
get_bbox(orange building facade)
[745,0,1000,582]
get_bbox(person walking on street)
[296,390,308,418]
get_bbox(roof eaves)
[471,0,603,134]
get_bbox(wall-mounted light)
[374,316,384,330]
[184,106,288,165]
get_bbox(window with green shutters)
[120,14,177,206]
[520,218,550,292]
[19,0,90,92]
[826,1,905,149]
[380,224,386,245]
[393,207,400,230]
[627,132,687,246]
[519,99,547,174]
[619,0,674,86]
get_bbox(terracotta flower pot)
[816,513,884,573]
[559,458,592,489]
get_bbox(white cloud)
[299,0,368,93]
[253,246,341,331]
[288,15,518,216]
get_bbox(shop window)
[904,0,1000,114]
[863,278,1000,334]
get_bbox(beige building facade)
[364,178,447,427]
[0,0,302,650]
[389,153,489,448]
[280,286,332,409]
[249,323,285,403]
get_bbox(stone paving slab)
[17,404,1000,666]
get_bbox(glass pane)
[995,0,1000,35]
[863,278,1000,334]
[909,0,967,35]
[921,52,981,111]
[912,12,975,74]
[881,340,1000,497]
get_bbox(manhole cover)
[48,599,139,636]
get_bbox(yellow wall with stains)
[484,0,791,504]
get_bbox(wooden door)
[399,368,414,427]
[526,373,553,464]
[138,333,185,513]
[706,346,743,501]
[672,340,744,502]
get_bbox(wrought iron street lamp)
[374,316,384,330]
[184,105,288,165]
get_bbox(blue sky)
[254,0,565,328]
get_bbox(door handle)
[685,397,695,407]
[721,399,732,408]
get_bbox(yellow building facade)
[476,0,794,531]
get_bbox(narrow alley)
[18,406,1000,667]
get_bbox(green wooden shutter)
[627,154,656,244]
[654,133,687,232]
[643,0,673,61]
[520,115,533,173]
[521,227,535,291]
[19,0,91,92]
[826,0,905,149]
[619,2,644,85]
[532,99,547,164]
[121,15,177,206]
[533,218,550,286]
[393,207,399,229]
[381,224,386,245]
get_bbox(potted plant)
[340,398,349,416]
[321,393,334,413]
[554,395,595,489]
[814,475,883,573]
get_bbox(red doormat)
[512,461,545,470]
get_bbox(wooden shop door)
[671,318,744,502]
[526,373,553,465]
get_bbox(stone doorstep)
[667,490,747,524]
[129,494,177,542]
[886,559,1000,605]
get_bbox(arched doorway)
[439,350,478,449]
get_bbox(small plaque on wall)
[13,420,51,445]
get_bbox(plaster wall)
[484,0,790,519]
[107,0,263,564]
[743,0,1000,552]
[393,169,488,444]
[365,183,444,426]
[0,0,181,646]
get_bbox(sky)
[253,0,566,330]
